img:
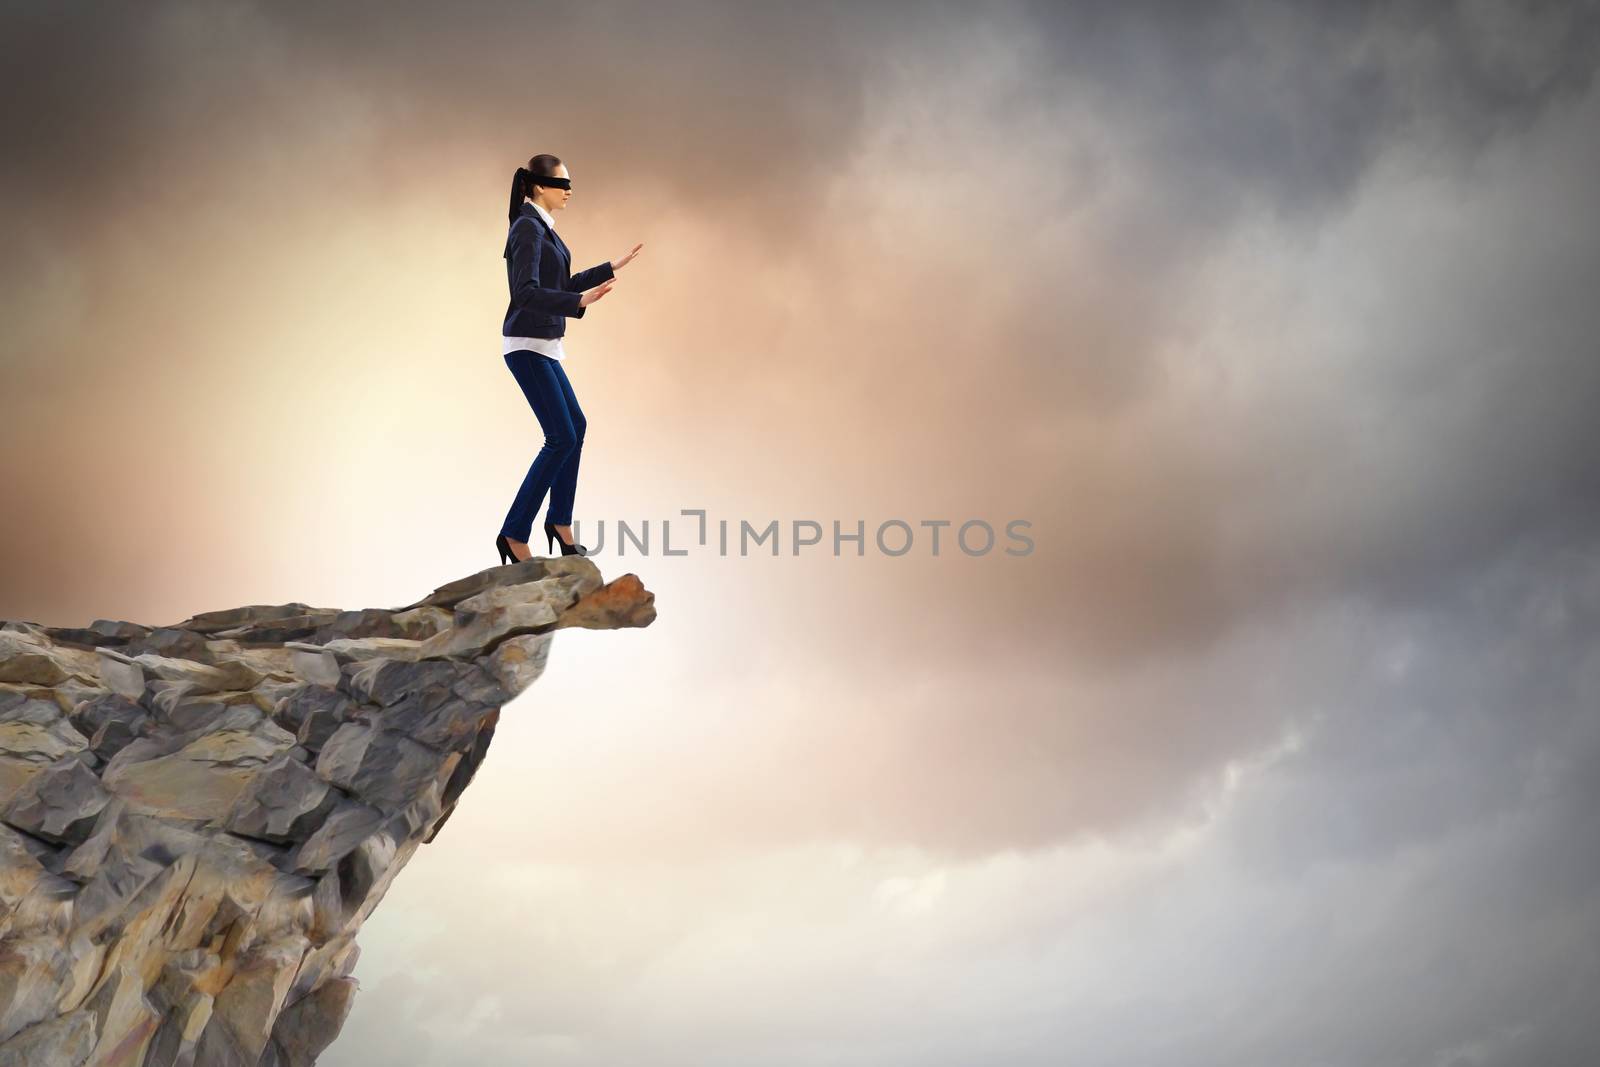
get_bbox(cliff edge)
[0,557,655,1065]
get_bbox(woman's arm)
[507,219,584,317]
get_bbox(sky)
[3,1,1600,1064]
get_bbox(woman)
[495,154,642,565]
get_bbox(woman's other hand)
[610,243,644,271]
[578,277,617,308]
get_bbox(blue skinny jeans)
[500,350,585,542]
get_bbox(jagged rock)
[0,1007,96,1066]
[484,633,553,694]
[89,711,149,762]
[2,759,111,846]
[0,694,60,726]
[81,963,162,1065]
[71,694,141,744]
[282,646,341,690]
[171,604,332,637]
[196,934,309,1064]
[270,687,356,755]
[0,717,89,799]
[144,986,213,1067]
[102,726,296,822]
[0,558,653,1064]
[418,573,589,659]
[95,649,149,701]
[124,652,264,694]
[263,976,356,1067]
[283,802,385,876]
[224,756,338,845]
[556,574,659,631]
[0,633,71,687]
[134,629,211,662]
[312,726,452,815]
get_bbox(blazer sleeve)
[566,260,615,296]
[507,219,584,317]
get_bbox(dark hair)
[508,154,564,224]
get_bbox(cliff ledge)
[0,557,654,1066]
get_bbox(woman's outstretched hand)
[578,277,617,308]
[610,243,644,271]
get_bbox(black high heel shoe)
[543,521,588,556]
[495,533,521,566]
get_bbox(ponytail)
[508,166,531,225]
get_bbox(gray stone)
[0,633,70,687]
[80,963,161,1065]
[0,718,89,807]
[0,696,61,727]
[315,725,451,814]
[266,975,357,1067]
[102,727,294,821]
[485,632,554,695]
[0,1008,96,1067]
[197,935,308,1064]
[285,802,385,875]
[128,652,261,693]
[283,644,341,688]
[131,627,210,661]
[295,702,353,754]
[169,602,328,636]
[94,647,147,700]
[142,986,213,1067]
[342,658,462,708]
[2,758,112,845]
[89,710,148,761]
[269,684,350,737]
[68,692,142,741]
[225,756,337,844]
[91,620,153,640]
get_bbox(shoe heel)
[543,521,586,556]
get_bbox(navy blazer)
[502,201,615,340]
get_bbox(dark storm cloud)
[1167,538,1600,1067]
[1013,0,1600,226]
[0,0,904,235]
[6,0,1596,323]
[904,0,1600,657]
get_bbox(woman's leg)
[500,351,579,543]
[545,360,587,527]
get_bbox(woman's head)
[508,154,572,223]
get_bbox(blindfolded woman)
[495,154,643,563]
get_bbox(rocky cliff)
[0,557,655,1065]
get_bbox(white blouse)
[503,198,567,361]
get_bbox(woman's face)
[534,163,573,212]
